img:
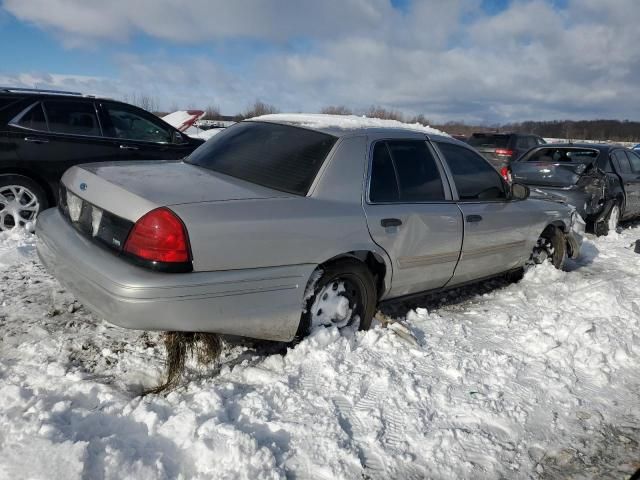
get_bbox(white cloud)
[3,0,640,122]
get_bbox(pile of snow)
[0,227,639,478]
[185,126,224,141]
[252,113,450,137]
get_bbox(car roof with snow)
[249,113,453,141]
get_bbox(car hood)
[62,160,292,222]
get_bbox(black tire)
[0,175,48,231]
[540,227,567,270]
[297,259,377,338]
[594,202,620,237]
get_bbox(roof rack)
[0,87,84,96]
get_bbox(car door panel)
[434,141,533,286]
[364,204,463,297]
[623,150,640,217]
[362,138,463,298]
[611,150,639,217]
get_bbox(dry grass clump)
[145,332,222,395]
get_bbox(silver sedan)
[37,115,583,341]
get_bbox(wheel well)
[321,251,387,298]
[0,168,55,206]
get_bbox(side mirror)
[511,183,530,200]
[172,131,186,144]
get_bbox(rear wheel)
[0,175,47,231]
[298,259,377,338]
[594,202,620,237]
[532,226,567,270]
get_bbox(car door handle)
[466,215,483,223]
[24,136,49,144]
[119,144,139,151]
[381,218,402,228]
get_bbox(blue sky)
[1,0,637,123]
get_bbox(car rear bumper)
[36,208,314,342]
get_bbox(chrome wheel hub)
[0,185,40,231]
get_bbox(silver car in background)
[36,114,583,342]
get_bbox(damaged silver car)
[36,115,583,342]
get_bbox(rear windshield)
[186,121,337,195]
[467,134,510,148]
[523,148,599,163]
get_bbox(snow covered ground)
[0,226,639,479]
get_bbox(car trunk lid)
[61,160,291,222]
[511,161,592,187]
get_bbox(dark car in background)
[468,133,546,177]
[0,88,204,230]
[510,143,640,235]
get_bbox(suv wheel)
[594,202,620,237]
[298,259,377,338]
[0,175,48,231]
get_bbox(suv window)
[103,103,171,143]
[369,140,445,203]
[436,142,507,201]
[625,150,640,172]
[16,103,48,131]
[186,121,336,196]
[516,136,529,149]
[43,100,101,136]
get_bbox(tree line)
[126,92,640,142]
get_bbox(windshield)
[467,134,510,148]
[186,121,337,195]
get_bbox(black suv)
[467,132,546,175]
[0,88,204,230]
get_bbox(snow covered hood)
[251,113,450,137]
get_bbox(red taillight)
[124,208,190,264]
[500,166,512,182]
[495,148,514,157]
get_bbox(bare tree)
[126,92,160,113]
[408,114,431,126]
[202,105,222,120]
[236,100,279,120]
[364,105,404,121]
[320,105,353,115]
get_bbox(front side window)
[103,103,171,143]
[369,140,446,203]
[613,151,632,174]
[436,142,507,201]
[43,100,101,136]
[625,150,640,173]
[186,121,337,196]
[16,103,47,131]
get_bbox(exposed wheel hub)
[0,185,40,231]
[310,279,361,330]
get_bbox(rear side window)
[187,121,337,196]
[44,100,101,136]
[369,140,445,203]
[467,134,511,149]
[436,142,507,201]
[16,103,48,131]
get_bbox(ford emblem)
[80,182,87,191]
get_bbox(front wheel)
[532,227,567,270]
[594,203,620,237]
[0,175,48,231]
[297,259,377,338]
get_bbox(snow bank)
[0,227,639,478]
[252,113,450,137]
